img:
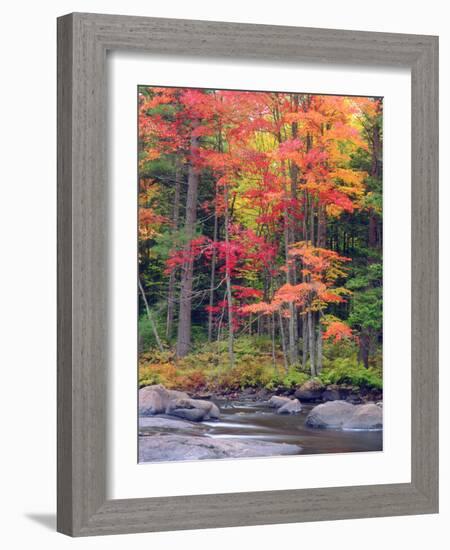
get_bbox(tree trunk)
[139,278,163,352]
[273,98,298,366]
[371,121,382,178]
[224,180,235,367]
[316,312,323,373]
[278,310,289,372]
[289,98,300,349]
[302,314,308,370]
[359,331,370,369]
[281,160,298,366]
[166,160,182,340]
[176,124,199,357]
[308,310,316,376]
[317,205,326,248]
[271,313,277,371]
[369,112,382,248]
[207,198,218,342]
[369,213,377,248]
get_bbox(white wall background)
[0,1,447,548]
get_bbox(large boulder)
[343,403,383,430]
[305,400,355,428]
[194,399,221,419]
[139,385,220,420]
[277,398,302,415]
[268,395,292,409]
[306,401,383,430]
[294,379,325,401]
[139,434,301,462]
[139,385,180,415]
[166,397,220,421]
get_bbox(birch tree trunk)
[302,314,308,370]
[139,278,163,352]
[308,309,316,377]
[282,158,298,366]
[224,180,235,367]
[271,313,277,371]
[316,312,323,373]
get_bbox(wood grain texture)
[57,12,439,537]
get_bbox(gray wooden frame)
[57,12,439,537]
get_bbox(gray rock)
[139,384,221,420]
[139,416,203,431]
[139,385,189,416]
[169,408,206,422]
[305,400,355,428]
[343,403,383,430]
[191,399,221,419]
[139,434,301,462]
[306,401,383,430]
[322,384,341,401]
[294,379,325,401]
[165,398,195,413]
[166,397,220,420]
[376,401,383,408]
[268,395,292,408]
[277,398,302,415]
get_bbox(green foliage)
[321,338,359,366]
[152,225,204,260]
[347,262,382,332]
[360,176,382,213]
[280,367,309,389]
[139,336,381,393]
[319,359,382,389]
[139,336,308,392]
[139,312,167,351]
[219,362,277,390]
[349,288,382,331]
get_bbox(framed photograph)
[57,12,438,536]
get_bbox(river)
[139,398,382,462]
[204,399,382,454]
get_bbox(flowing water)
[201,400,382,455]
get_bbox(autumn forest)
[138,86,383,399]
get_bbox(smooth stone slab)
[139,415,206,431]
[139,434,301,462]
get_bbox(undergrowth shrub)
[138,336,382,393]
[319,358,382,389]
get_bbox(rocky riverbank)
[138,384,382,462]
[191,378,382,405]
[139,426,300,462]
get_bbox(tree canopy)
[138,87,383,389]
